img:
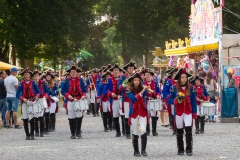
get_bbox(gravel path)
[0,106,240,160]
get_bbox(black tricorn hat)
[20,68,33,76]
[128,72,143,83]
[119,68,126,74]
[174,68,192,80]
[32,69,42,76]
[99,66,107,72]
[66,65,78,72]
[45,70,55,79]
[142,68,154,76]
[109,63,121,71]
[41,75,46,80]
[102,71,111,78]
[168,67,178,78]
[123,61,137,70]
[190,76,204,85]
[103,64,112,72]
[166,67,175,73]
[76,67,82,73]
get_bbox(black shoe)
[71,134,75,139]
[26,136,30,140]
[116,132,121,137]
[195,129,200,134]
[200,130,204,134]
[141,150,148,157]
[134,151,141,157]
[126,134,131,139]
[165,125,169,127]
[97,113,100,116]
[35,132,39,137]
[104,128,108,132]
[152,132,158,136]
[178,150,184,155]
[170,126,173,129]
[93,114,96,117]
[147,131,150,136]
[45,130,49,135]
[186,150,193,156]
[30,135,35,140]
[40,132,44,137]
[76,134,82,139]
[109,127,112,131]
[172,130,176,135]
[122,130,126,136]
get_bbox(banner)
[223,65,240,87]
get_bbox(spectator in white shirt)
[4,67,21,129]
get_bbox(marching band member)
[61,72,69,114]
[97,66,107,117]
[159,75,169,127]
[118,61,137,139]
[162,68,174,129]
[32,70,49,137]
[170,68,197,156]
[127,72,150,157]
[142,68,160,136]
[190,76,209,134]
[103,63,122,137]
[98,71,112,131]
[61,65,86,139]
[163,67,178,135]
[89,69,98,117]
[45,71,59,132]
[16,68,40,140]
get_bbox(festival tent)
[0,61,22,70]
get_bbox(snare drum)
[33,101,42,113]
[26,101,34,114]
[147,99,162,111]
[39,98,48,110]
[51,96,59,102]
[74,99,89,112]
[201,102,215,116]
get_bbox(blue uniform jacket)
[169,85,197,116]
[47,83,59,97]
[16,81,40,100]
[61,77,86,97]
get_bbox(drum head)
[202,102,215,107]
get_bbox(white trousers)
[123,102,130,118]
[86,92,90,105]
[171,104,175,115]
[45,102,56,113]
[68,101,83,119]
[112,100,120,118]
[90,90,96,103]
[102,101,110,112]
[149,110,158,117]
[131,116,147,135]
[175,113,192,129]
[22,103,34,120]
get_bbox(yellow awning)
[0,61,22,70]
[164,47,188,56]
[186,43,218,53]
